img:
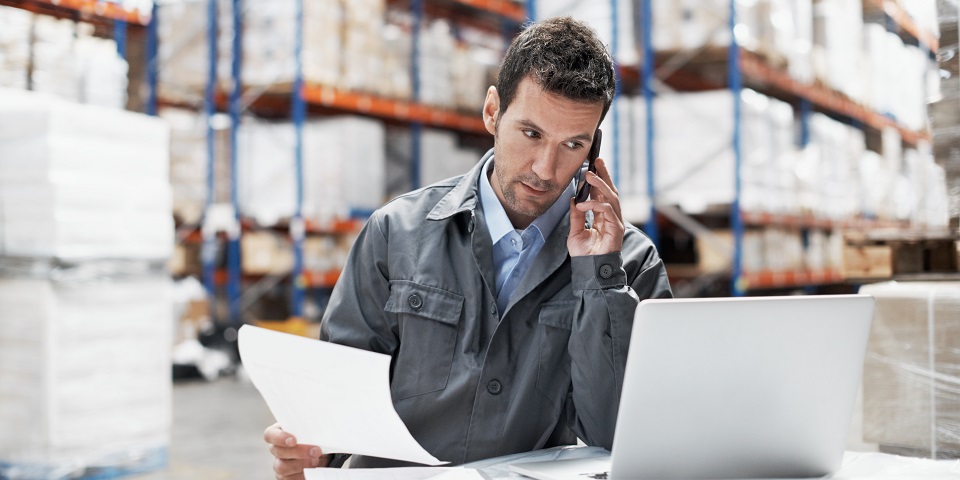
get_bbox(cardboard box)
[858,282,960,457]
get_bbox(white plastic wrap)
[0,88,173,260]
[858,281,960,458]
[0,260,173,478]
[0,90,173,260]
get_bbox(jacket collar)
[426,148,494,221]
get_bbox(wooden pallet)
[842,232,960,280]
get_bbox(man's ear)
[482,86,499,136]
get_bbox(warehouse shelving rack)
[626,0,940,296]
[182,0,526,330]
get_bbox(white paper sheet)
[237,325,444,466]
[304,467,484,480]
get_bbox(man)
[264,16,672,476]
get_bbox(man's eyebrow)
[515,119,594,143]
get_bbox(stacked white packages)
[418,20,458,108]
[608,90,951,229]
[156,0,232,104]
[236,115,386,225]
[802,113,864,220]
[618,89,798,216]
[812,0,865,101]
[638,0,813,82]
[0,6,31,90]
[598,95,650,223]
[419,128,485,187]
[536,0,640,66]
[31,16,83,103]
[0,266,172,479]
[0,88,173,260]
[862,24,930,131]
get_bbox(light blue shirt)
[478,156,574,316]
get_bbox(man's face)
[482,76,604,229]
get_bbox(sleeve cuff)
[571,253,627,291]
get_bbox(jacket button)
[490,301,496,315]
[487,379,502,395]
[599,264,614,279]
[408,294,423,310]
[467,220,475,233]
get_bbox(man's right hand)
[264,423,332,479]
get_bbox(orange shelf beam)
[741,211,909,231]
[865,0,938,52]
[3,0,150,24]
[301,85,488,135]
[742,269,845,290]
[300,269,342,289]
[453,0,525,22]
[214,269,342,288]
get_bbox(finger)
[269,444,323,461]
[274,457,322,477]
[568,197,587,235]
[589,201,625,231]
[584,171,622,222]
[594,157,619,196]
[264,423,297,447]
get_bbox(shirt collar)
[478,155,573,245]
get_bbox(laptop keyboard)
[581,473,609,479]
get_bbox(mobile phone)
[574,129,602,204]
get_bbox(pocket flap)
[537,301,576,330]
[385,280,464,326]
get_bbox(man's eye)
[523,130,540,139]
[566,141,584,150]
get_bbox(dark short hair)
[496,16,617,123]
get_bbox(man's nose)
[530,145,559,182]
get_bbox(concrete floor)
[130,376,277,480]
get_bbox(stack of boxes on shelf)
[157,0,504,112]
[0,6,31,90]
[0,6,129,109]
[0,88,174,478]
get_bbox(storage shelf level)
[740,52,930,146]
[741,211,910,231]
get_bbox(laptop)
[510,295,874,480]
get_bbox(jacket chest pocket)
[536,301,575,408]
[385,281,464,400]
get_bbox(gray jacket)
[320,149,672,467]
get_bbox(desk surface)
[464,446,960,479]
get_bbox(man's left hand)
[568,157,624,257]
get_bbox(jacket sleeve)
[319,212,397,356]
[564,229,672,449]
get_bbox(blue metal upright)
[609,0,620,190]
[145,2,159,116]
[640,0,658,247]
[525,0,536,22]
[799,99,812,148]
[291,0,307,318]
[113,20,127,60]
[727,0,745,296]
[227,0,243,326]
[410,0,424,190]
[202,0,219,306]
